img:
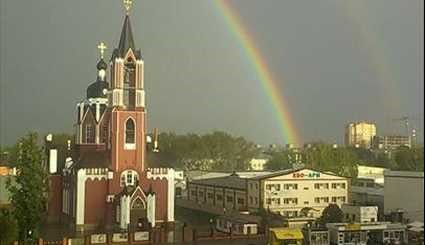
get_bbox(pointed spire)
[117,15,136,57]
[111,0,141,60]
[118,0,135,57]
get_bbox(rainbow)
[214,0,300,145]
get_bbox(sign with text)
[90,234,107,244]
[292,171,321,179]
[112,233,128,243]
[134,231,149,241]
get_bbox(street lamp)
[209,218,214,236]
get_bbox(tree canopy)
[157,131,260,171]
[319,204,344,225]
[6,133,49,243]
[265,151,293,171]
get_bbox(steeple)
[117,15,135,57]
[112,0,140,59]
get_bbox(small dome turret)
[97,59,107,70]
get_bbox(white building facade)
[341,204,378,223]
[247,168,350,217]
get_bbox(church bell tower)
[108,0,146,173]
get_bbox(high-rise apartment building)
[345,122,377,148]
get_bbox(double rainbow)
[214,1,300,145]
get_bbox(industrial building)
[372,135,411,150]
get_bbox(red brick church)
[48,1,175,232]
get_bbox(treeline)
[2,132,422,176]
[157,131,260,171]
[266,143,424,178]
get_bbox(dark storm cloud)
[0,0,423,145]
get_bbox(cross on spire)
[97,42,107,59]
[123,0,133,15]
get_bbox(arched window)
[125,118,135,144]
[120,170,139,187]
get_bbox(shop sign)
[293,171,321,179]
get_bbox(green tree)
[393,146,424,171]
[0,208,18,244]
[319,204,344,225]
[6,133,49,243]
[157,131,259,171]
[265,151,292,170]
[304,144,358,178]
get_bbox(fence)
[13,226,265,244]
[13,238,68,245]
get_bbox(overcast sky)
[0,0,423,146]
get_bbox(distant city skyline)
[0,0,423,146]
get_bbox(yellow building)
[247,168,350,218]
[345,122,376,149]
[268,227,304,245]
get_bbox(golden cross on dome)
[123,0,133,14]
[97,42,107,59]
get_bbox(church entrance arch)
[130,196,148,230]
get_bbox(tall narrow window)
[125,118,135,144]
[85,124,94,143]
[102,123,108,143]
[124,59,135,107]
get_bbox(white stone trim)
[136,90,145,108]
[147,193,156,227]
[146,168,175,222]
[120,195,131,230]
[76,169,86,225]
[120,169,139,187]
